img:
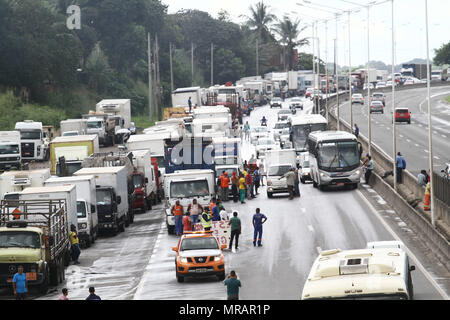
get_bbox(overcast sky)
[164,0,450,67]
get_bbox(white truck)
[0,131,21,171]
[0,169,50,200]
[96,99,132,142]
[74,166,129,235]
[288,71,299,91]
[19,185,78,233]
[131,149,157,211]
[265,149,297,198]
[83,113,116,147]
[191,106,232,130]
[60,119,88,137]
[44,175,98,248]
[164,169,215,234]
[172,87,203,108]
[14,120,50,162]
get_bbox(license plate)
[196,268,208,273]
[26,272,37,281]
[337,183,345,187]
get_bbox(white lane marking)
[308,225,315,233]
[406,139,411,143]
[400,135,404,138]
[424,150,430,153]
[434,156,440,160]
[415,144,420,147]
[356,190,449,300]
[442,135,447,138]
[301,208,306,213]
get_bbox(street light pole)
[392,0,397,191]
[312,21,316,113]
[425,0,435,226]
[335,14,340,131]
[325,20,329,121]
[316,22,321,115]
[348,11,353,131]
[367,5,372,156]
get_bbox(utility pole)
[211,42,214,86]
[153,36,158,123]
[256,38,259,76]
[367,5,372,156]
[169,43,174,104]
[147,32,153,123]
[312,22,316,113]
[392,0,397,192]
[316,23,321,115]
[156,33,162,121]
[348,11,353,131]
[335,14,340,131]
[325,21,329,122]
[191,42,194,87]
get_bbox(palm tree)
[244,1,277,43]
[273,16,309,70]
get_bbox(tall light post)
[425,0,435,227]
[391,0,397,192]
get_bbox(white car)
[386,80,397,88]
[351,94,364,104]
[403,78,414,86]
[363,83,375,90]
[278,109,294,121]
[250,126,269,144]
[273,121,290,141]
[299,153,312,183]
[256,138,278,159]
[279,128,291,148]
[376,81,386,89]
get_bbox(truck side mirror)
[145,178,149,184]
[117,196,122,205]
[409,265,416,272]
[91,204,96,213]
[172,246,178,252]
[158,171,161,177]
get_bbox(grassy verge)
[132,115,155,131]
[445,96,450,104]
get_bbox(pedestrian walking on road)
[231,172,239,203]
[364,155,374,184]
[212,201,221,221]
[418,170,428,187]
[245,170,254,199]
[12,265,27,300]
[183,211,193,233]
[224,271,242,300]
[294,167,301,197]
[86,287,101,300]
[253,167,261,195]
[354,124,360,138]
[252,208,267,247]
[259,162,266,186]
[187,199,202,225]
[188,97,192,113]
[229,212,241,250]
[244,122,250,141]
[69,224,80,264]
[220,171,230,202]
[238,174,246,204]
[396,152,406,184]
[201,208,213,231]
[219,207,229,221]
[171,200,184,236]
[59,288,69,300]
[280,168,296,200]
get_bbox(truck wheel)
[120,220,126,232]
[50,262,58,286]
[39,269,49,294]
[313,180,318,188]
[267,192,273,198]
[125,215,130,227]
[85,237,91,248]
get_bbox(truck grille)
[0,263,36,275]
[21,143,34,158]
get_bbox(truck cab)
[95,186,123,235]
[14,121,49,162]
[84,114,115,147]
[0,131,21,171]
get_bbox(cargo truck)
[0,131,21,171]
[401,64,431,80]
[96,99,132,143]
[44,175,98,248]
[83,112,116,147]
[172,87,203,109]
[60,119,88,137]
[74,166,129,235]
[0,199,70,293]
[14,120,50,162]
[50,135,99,176]
[0,169,50,200]
[131,150,157,212]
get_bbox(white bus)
[289,114,328,157]
[307,131,362,190]
[301,241,416,300]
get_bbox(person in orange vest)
[220,171,230,202]
[171,200,184,236]
[424,181,431,211]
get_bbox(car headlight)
[180,257,188,263]
[214,256,222,262]
[267,180,273,186]
[354,170,361,176]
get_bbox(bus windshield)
[318,141,360,171]
[292,124,327,151]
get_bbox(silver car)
[370,101,384,114]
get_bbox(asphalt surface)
[336,85,450,176]
[2,98,448,300]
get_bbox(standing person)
[171,200,184,236]
[201,208,213,231]
[59,288,69,300]
[212,201,221,221]
[12,265,27,300]
[231,172,239,203]
[354,124,360,138]
[396,152,406,184]
[220,171,230,202]
[188,97,192,113]
[238,174,246,204]
[187,199,202,225]
[294,167,301,197]
[209,198,216,213]
[86,287,101,300]
[253,167,261,195]
[259,162,265,186]
[183,211,192,233]
[69,224,80,265]
[228,212,241,250]
[223,271,242,300]
[245,170,254,199]
[417,170,428,187]
[219,207,229,221]
[280,168,296,200]
[244,122,250,141]
[252,208,267,247]
[364,155,374,184]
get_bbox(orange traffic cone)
[424,182,431,211]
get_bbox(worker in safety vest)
[201,207,213,231]
[171,200,184,236]
[424,182,431,211]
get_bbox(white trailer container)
[288,71,299,90]
[0,131,21,171]
[19,185,78,232]
[60,119,88,136]
[74,167,128,235]
[44,175,98,247]
[0,169,50,200]
[171,87,202,108]
[264,149,297,198]
[96,99,132,130]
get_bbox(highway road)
[336,85,450,176]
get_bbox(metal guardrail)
[433,173,450,207]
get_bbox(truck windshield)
[56,162,82,177]
[132,174,143,188]
[87,121,102,129]
[19,131,41,140]
[96,189,112,205]
[77,201,87,218]
[216,168,237,177]
[180,237,219,251]
[0,145,20,155]
[268,165,292,177]
[155,156,165,169]
[292,124,327,151]
[318,141,360,171]
[170,180,209,198]
[0,231,40,249]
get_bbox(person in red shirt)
[245,171,254,199]
[172,200,184,236]
[183,212,192,233]
[220,171,230,202]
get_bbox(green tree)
[434,42,450,65]
[298,53,326,73]
[244,1,277,43]
[214,48,246,84]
